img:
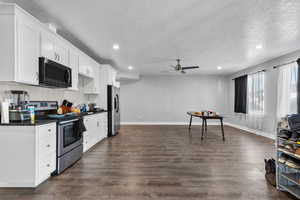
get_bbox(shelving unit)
[277,127,300,199]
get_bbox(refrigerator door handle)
[115,94,119,113]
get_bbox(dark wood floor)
[0,125,296,200]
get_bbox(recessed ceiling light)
[217,66,222,70]
[128,66,133,70]
[256,44,263,49]
[113,44,120,50]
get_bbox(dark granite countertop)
[0,119,58,126]
[80,110,108,117]
[0,110,108,126]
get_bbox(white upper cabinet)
[16,14,40,85]
[79,54,95,79]
[0,4,114,90]
[68,50,79,90]
[40,30,69,66]
[101,64,117,86]
[54,39,69,66]
[0,4,40,85]
[82,60,100,94]
[40,30,55,60]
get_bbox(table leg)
[188,115,193,130]
[205,119,207,133]
[220,118,225,141]
[201,119,205,140]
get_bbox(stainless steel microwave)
[39,57,72,88]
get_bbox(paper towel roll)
[1,101,9,123]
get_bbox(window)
[234,75,247,114]
[277,62,298,119]
[247,71,265,130]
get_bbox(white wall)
[120,75,228,124]
[226,49,300,138]
[120,49,300,139]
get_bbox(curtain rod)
[273,60,297,69]
[232,69,266,80]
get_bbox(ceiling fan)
[169,59,199,74]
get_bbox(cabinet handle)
[46,164,50,167]
[48,129,51,132]
[46,144,51,148]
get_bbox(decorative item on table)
[200,110,209,116]
[208,111,217,116]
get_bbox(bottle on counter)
[27,106,35,123]
[1,100,9,123]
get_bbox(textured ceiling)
[2,0,300,75]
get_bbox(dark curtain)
[234,75,247,114]
[297,59,300,113]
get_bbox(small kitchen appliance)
[39,57,72,88]
[6,90,31,122]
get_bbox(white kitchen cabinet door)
[0,122,57,187]
[54,40,69,66]
[83,116,95,152]
[69,50,79,90]
[16,18,40,85]
[94,64,100,93]
[83,64,100,94]
[40,30,55,60]
[41,31,69,66]
[101,64,117,86]
[79,55,95,79]
[36,123,56,183]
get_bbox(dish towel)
[74,117,86,137]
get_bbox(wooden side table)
[187,112,225,141]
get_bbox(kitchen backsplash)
[0,81,97,107]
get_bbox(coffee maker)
[5,90,31,122]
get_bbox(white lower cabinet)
[36,123,56,184]
[83,113,107,153]
[0,123,57,187]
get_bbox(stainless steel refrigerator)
[107,85,120,137]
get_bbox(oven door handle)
[59,119,79,125]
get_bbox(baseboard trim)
[121,121,221,125]
[121,121,275,140]
[225,122,275,140]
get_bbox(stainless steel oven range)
[56,116,83,174]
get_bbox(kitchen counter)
[79,110,108,117]
[0,111,107,126]
[0,119,58,126]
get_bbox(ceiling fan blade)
[181,66,199,70]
